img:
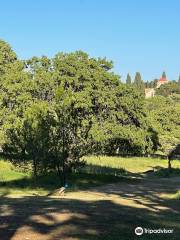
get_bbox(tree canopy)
[133,72,145,94]
[0,40,164,184]
[146,96,180,156]
[126,73,132,84]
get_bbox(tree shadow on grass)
[0,164,141,193]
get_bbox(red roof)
[159,77,168,82]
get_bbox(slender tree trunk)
[56,162,63,185]
[62,113,67,187]
[62,157,66,187]
[168,157,172,170]
[33,158,37,178]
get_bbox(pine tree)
[126,73,132,84]
[162,71,166,79]
[178,74,180,84]
[134,72,145,94]
[134,72,142,84]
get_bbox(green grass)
[171,190,180,200]
[83,155,180,173]
[0,158,124,196]
[0,155,180,196]
[0,159,29,181]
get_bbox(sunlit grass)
[170,190,180,200]
[162,190,180,200]
[0,155,180,196]
[0,159,28,181]
[83,155,180,173]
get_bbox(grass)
[83,155,180,173]
[0,155,180,196]
[0,157,124,196]
[173,191,180,200]
[167,190,180,200]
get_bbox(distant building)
[145,88,155,98]
[156,75,168,88]
[145,73,168,98]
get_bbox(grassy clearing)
[0,156,180,239]
[0,161,28,181]
[0,158,123,196]
[0,155,180,196]
[83,155,180,173]
[173,191,180,200]
[167,190,180,200]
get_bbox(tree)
[12,102,54,177]
[126,73,132,84]
[2,51,121,184]
[101,84,158,156]
[0,40,17,76]
[156,82,180,97]
[134,72,145,94]
[178,74,180,84]
[162,71,166,78]
[1,42,158,185]
[146,96,180,167]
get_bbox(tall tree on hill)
[178,74,180,84]
[126,73,132,84]
[162,71,166,78]
[134,72,145,94]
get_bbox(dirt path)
[0,177,180,240]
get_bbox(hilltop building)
[157,72,168,88]
[145,73,168,98]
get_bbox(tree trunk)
[33,158,38,178]
[168,157,172,170]
[56,162,63,185]
[62,157,66,187]
[62,114,67,187]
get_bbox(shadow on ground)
[0,177,179,240]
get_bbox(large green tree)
[146,96,180,167]
[1,41,158,185]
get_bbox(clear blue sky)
[1,0,180,81]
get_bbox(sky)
[1,0,180,82]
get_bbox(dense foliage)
[156,82,180,97]
[1,39,178,183]
[146,96,180,161]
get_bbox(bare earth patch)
[0,177,180,240]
